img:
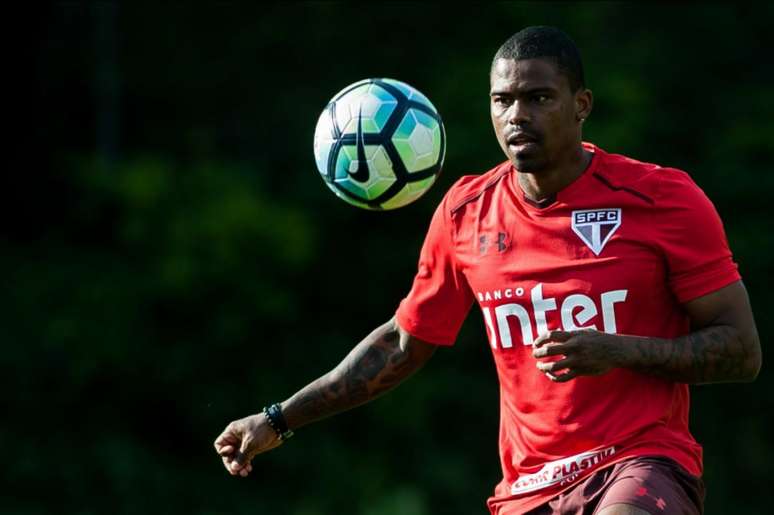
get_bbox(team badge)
[571,208,621,255]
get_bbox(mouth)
[506,132,540,149]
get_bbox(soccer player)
[214,26,761,515]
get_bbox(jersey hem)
[487,449,701,514]
[395,307,456,346]
[672,268,741,304]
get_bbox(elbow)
[744,355,762,383]
[740,335,762,383]
[739,360,761,383]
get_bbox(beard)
[511,146,548,174]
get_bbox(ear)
[575,88,593,123]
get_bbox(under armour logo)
[479,232,509,255]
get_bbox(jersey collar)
[513,142,603,211]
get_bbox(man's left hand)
[532,330,624,382]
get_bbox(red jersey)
[395,143,740,514]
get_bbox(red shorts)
[523,456,705,515]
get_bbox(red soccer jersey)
[395,143,740,514]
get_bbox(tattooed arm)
[619,280,761,383]
[214,317,436,476]
[533,281,761,384]
[280,317,436,429]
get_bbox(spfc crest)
[571,208,621,255]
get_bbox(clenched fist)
[214,413,283,477]
[532,329,626,382]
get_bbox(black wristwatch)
[263,403,294,441]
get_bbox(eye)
[493,96,512,107]
[533,94,550,104]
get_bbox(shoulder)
[589,144,706,206]
[440,161,513,215]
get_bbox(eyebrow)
[489,86,557,96]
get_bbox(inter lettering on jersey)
[479,283,627,348]
[396,143,740,513]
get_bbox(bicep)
[682,280,761,381]
[683,280,755,332]
[684,281,760,359]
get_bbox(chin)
[512,154,546,174]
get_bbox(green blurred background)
[13,2,772,513]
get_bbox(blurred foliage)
[9,2,773,514]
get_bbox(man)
[214,26,761,514]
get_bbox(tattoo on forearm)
[627,325,753,384]
[284,324,426,429]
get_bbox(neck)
[517,146,592,202]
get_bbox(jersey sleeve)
[395,190,474,345]
[657,169,741,303]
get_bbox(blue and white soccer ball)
[313,78,445,210]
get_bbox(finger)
[241,463,254,476]
[230,452,246,472]
[534,330,573,347]
[215,439,238,456]
[532,342,572,359]
[548,369,579,383]
[235,431,257,464]
[222,454,240,472]
[224,457,240,476]
[231,439,255,472]
[217,445,235,456]
[214,431,239,450]
[232,454,255,476]
[536,357,572,373]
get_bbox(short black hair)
[492,26,585,92]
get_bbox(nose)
[507,100,530,125]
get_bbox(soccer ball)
[313,78,445,210]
